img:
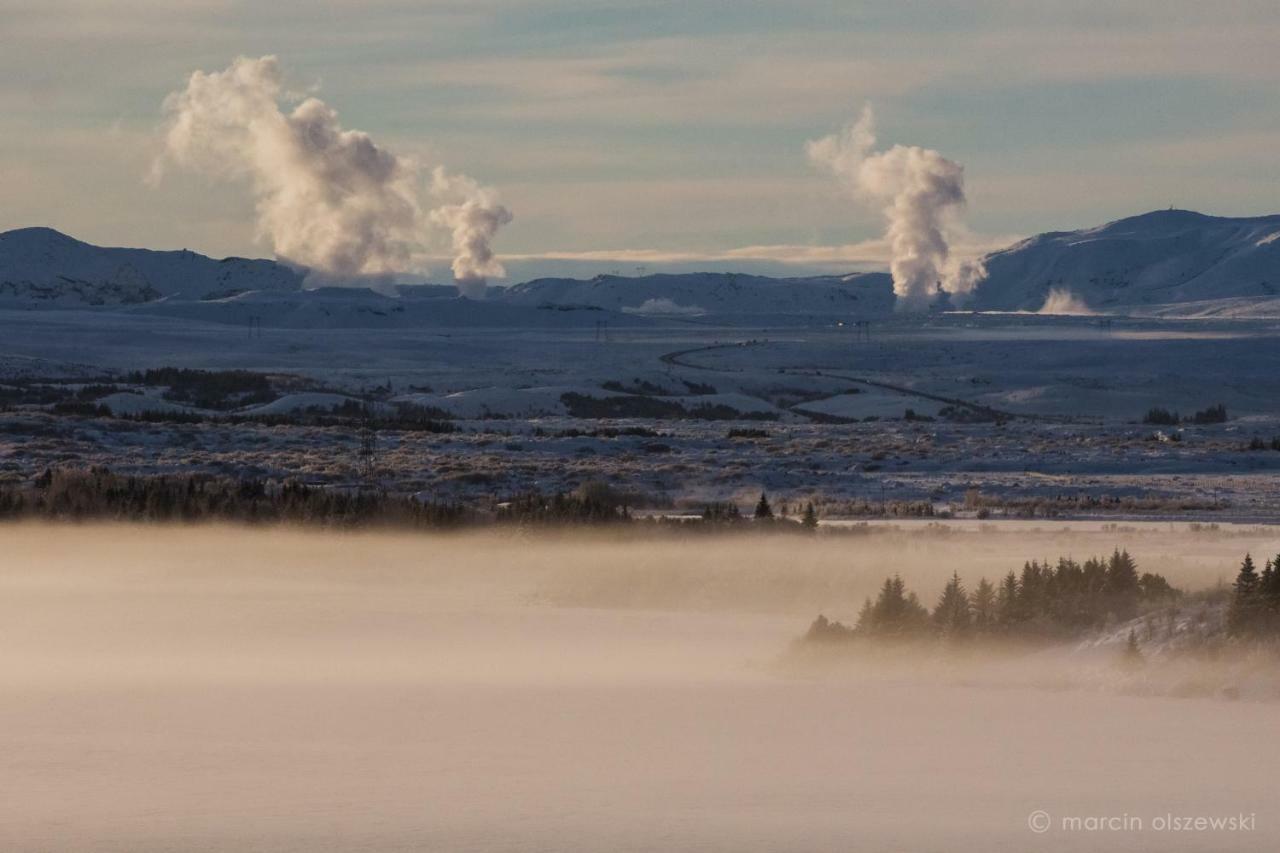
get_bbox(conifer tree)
[854,597,874,635]
[932,572,972,639]
[971,577,996,633]
[1258,557,1280,630]
[1121,628,1144,669]
[754,492,773,520]
[858,575,929,638]
[1105,549,1141,621]
[801,502,818,529]
[996,571,1019,627]
[1018,561,1046,622]
[1228,553,1261,636]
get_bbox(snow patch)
[238,392,363,416]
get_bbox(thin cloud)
[499,233,1020,269]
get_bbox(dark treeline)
[127,367,275,410]
[1227,554,1280,637]
[0,468,472,528]
[560,392,778,421]
[44,401,459,433]
[808,551,1181,645]
[1142,403,1228,426]
[0,470,825,532]
[0,469,639,528]
[495,492,632,525]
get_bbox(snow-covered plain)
[2,524,1277,852]
[3,305,1280,514]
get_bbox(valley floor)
[3,309,1280,516]
[3,409,1280,516]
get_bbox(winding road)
[660,339,1054,423]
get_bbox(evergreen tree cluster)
[1142,403,1228,427]
[0,467,470,528]
[0,470,839,534]
[127,367,275,410]
[700,502,743,523]
[495,491,632,524]
[809,550,1180,644]
[1227,554,1280,637]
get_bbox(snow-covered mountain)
[7,210,1280,318]
[494,271,895,318]
[971,210,1280,312]
[0,227,303,304]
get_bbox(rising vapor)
[808,105,984,311]
[429,167,514,299]
[154,56,511,291]
[1039,287,1094,316]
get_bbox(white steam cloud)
[808,105,984,311]
[429,168,514,299]
[153,55,511,294]
[1039,287,1095,316]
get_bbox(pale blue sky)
[2,0,1278,277]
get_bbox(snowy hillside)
[0,227,303,304]
[495,272,896,318]
[0,227,895,323]
[9,211,1280,318]
[972,210,1280,312]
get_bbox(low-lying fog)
[2,523,1277,851]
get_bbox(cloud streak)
[498,232,1017,269]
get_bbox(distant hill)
[494,271,896,318]
[6,210,1280,319]
[0,227,303,304]
[971,210,1280,312]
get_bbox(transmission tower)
[357,404,377,484]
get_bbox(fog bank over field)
[2,523,1278,851]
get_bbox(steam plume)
[808,105,984,311]
[1039,287,1094,316]
[154,56,511,292]
[429,167,514,299]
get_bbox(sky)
[2,0,1279,280]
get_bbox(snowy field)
[4,309,1279,418]
[3,307,1280,515]
[1,524,1277,852]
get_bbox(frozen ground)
[3,307,1280,515]
[1,525,1277,852]
[5,308,1278,419]
[6,408,1280,516]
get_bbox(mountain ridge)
[971,209,1280,311]
[4,208,1280,316]
[0,226,304,304]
